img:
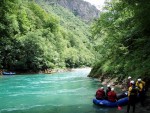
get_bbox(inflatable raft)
[93,91,128,107]
[2,72,16,75]
[93,97,128,107]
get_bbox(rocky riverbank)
[124,88,150,113]
[100,77,150,113]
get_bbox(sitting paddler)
[107,87,117,102]
[105,84,111,99]
[95,87,105,100]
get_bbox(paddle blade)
[118,106,122,110]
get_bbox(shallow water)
[0,68,126,113]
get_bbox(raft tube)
[93,97,128,107]
[117,91,128,99]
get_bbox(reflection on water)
[0,68,126,113]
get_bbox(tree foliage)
[0,0,95,72]
[89,0,150,79]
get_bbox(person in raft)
[107,87,117,102]
[126,80,138,113]
[95,87,105,100]
[136,78,146,106]
[105,84,111,99]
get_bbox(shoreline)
[100,77,150,113]
[0,67,92,75]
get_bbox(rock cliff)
[38,0,100,22]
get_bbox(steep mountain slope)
[35,0,95,67]
[36,0,99,22]
[0,0,96,72]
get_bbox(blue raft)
[2,72,16,75]
[93,97,128,107]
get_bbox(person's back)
[126,80,138,113]
[128,85,138,102]
[107,88,117,102]
[95,87,105,100]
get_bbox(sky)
[83,0,105,10]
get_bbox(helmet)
[138,78,141,82]
[111,87,114,91]
[107,84,110,87]
[130,80,135,84]
[128,76,131,79]
[101,87,104,90]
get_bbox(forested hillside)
[88,0,150,80]
[36,0,99,22]
[0,0,96,72]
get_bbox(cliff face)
[57,0,99,22]
[42,0,100,22]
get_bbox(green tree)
[89,0,150,79]
[0,0,96,72]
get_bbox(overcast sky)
[83,0,105,10]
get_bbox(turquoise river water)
[0,68,125,113]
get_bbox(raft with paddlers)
[93,91,128,107]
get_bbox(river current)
[0,68,124,113]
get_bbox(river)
[0,68,125,113]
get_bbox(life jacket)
[106,88,111,96]
[136,81,145,92]
[96,89,105,99]
[129,86,138,97]
[108,91,117,102]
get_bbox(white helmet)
[101,87,104,90]
[128,76,131,79]
[111,87,114,91]
[107,84,110,87]
[138,78,141,82]
[130,80,135,84]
